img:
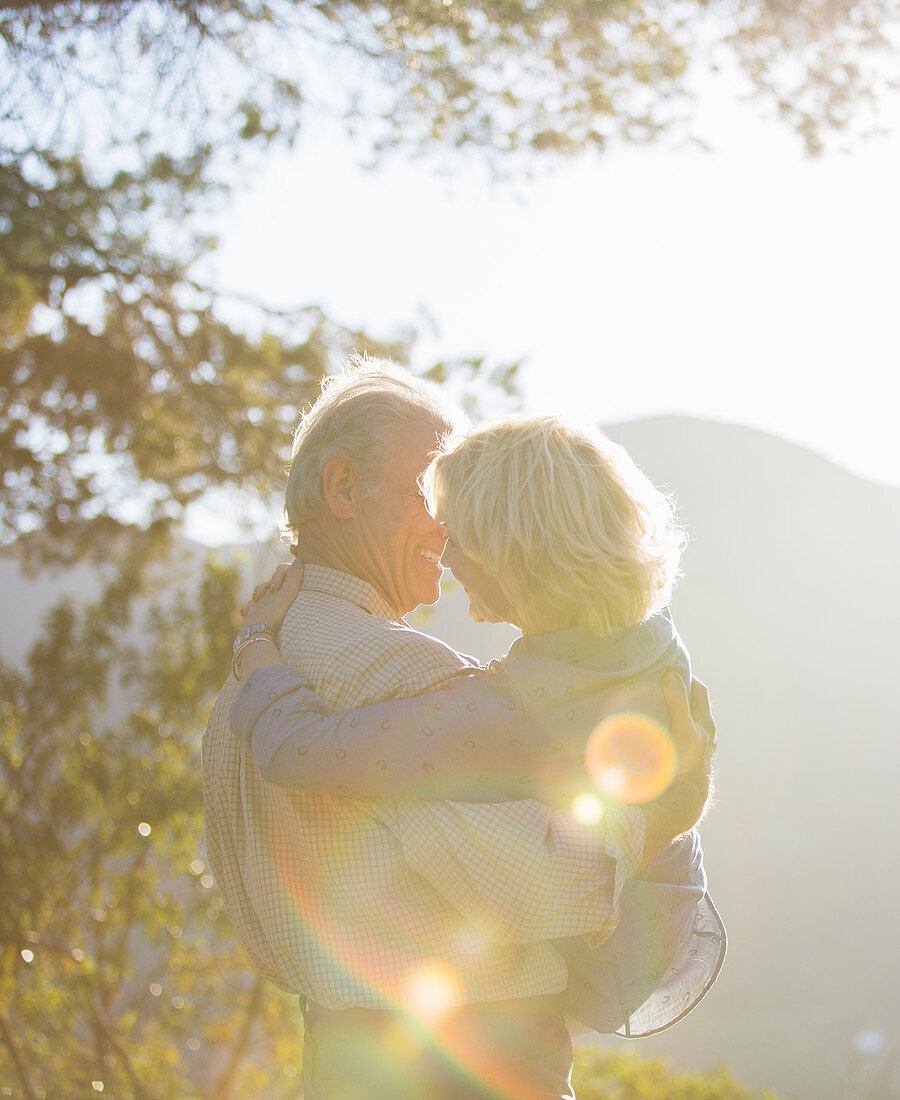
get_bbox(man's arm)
[230,660,650,943]
[641,674,715,866]
[228,651,713,942]
[392,795,646,945]
[392,673,713,942]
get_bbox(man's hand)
[641,673,717,867]
[662,672,717,778]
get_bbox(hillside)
[596,417,900,1098]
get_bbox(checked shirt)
[202,564,644,1010]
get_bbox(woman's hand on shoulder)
[239,559,305,636]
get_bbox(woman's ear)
[321,456,357,520]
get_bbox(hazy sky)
[207,67,900,491]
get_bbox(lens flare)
[406,961,460,1020]
[571,793,604,824]
[383,1017,425,1064]
[585,712,676,804]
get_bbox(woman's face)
[441,536,517,626]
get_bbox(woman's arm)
[230,561,712,822]
[231,651,712,811]
[231,664,528,800]
[229,558,531,799]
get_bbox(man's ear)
[321,457,358,520]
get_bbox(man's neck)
[295,522,402,620]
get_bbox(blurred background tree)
[573,1048,786,1099]
[2,0,899,1095]
[1,552,326,1097]
[2,0,899,562]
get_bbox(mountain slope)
[600,417,900,1098]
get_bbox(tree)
[573,1047,788,1099]
[0,143,431,560]
[3,1,899,161]
[0,554,313,1098]
[3,1,899,562]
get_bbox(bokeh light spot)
[572,793,604,824]
[585,712,676,804]
[406,961,460,1020]
[20,949,34,963]
[137,822,151,837]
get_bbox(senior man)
[203,361,712,1099]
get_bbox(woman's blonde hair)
[427,415,685,636]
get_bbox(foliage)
[2,0,899,162]
[573,1047,788,1100]
[0,145,517,562]
[0,142,421,559]
[3,0,899,565]
[0,553,310,1098]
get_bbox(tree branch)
[211,976,266,1100]
[0,1005,37,1100]
[86,992,153,1100]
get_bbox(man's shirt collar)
[300,563,398,623]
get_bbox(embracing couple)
[202,360,724,1099]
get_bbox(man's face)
[353,423,448,618]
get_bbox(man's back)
[204,564,585,1008]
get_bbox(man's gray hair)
[282,357,466,539]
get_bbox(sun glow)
[406,962,461,1020]
[571,793,605,824]
[585,712,677,804]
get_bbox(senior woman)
[232,416,724,1081]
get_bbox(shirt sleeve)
[392,797,646,943]
[231,664,528,800]
[229,665,647,944]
